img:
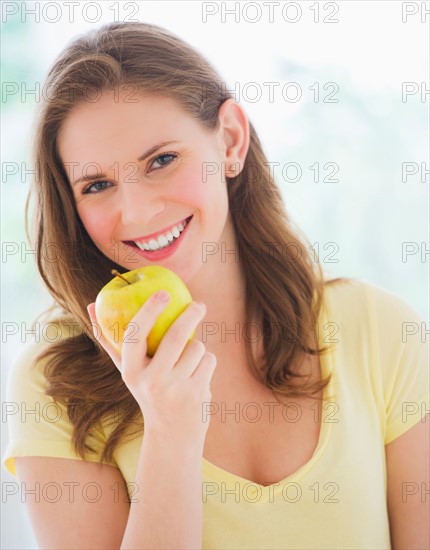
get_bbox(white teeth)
[134,217,190,251]
[148,239,159,251]
[157,235,169,248]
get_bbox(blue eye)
[82,180,112,194]
[150,152,177,170]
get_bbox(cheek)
[77,204,113,246]
[174,161,226,209]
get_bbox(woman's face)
[58,90,247,282]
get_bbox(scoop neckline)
[202,288,337,502]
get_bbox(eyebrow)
[70,140,181,187]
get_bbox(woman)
[3,21,429,549]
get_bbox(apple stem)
[111,269,131,285]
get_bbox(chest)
[203,381,322,487]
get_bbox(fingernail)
[155,290,170,303]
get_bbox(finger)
[172,339,207,380]
[121,291,171,378]
[87,303,122,370]
[86,302,102,342]
[149,301,206,374]
[190,352,218,385]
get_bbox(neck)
[186,217,248,351]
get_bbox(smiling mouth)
[124,215,193,252]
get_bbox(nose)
[117,178,165,227]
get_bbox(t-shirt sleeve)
[2,337,118,477]
[367,283,430,445]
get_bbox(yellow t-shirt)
[3,279,429,549]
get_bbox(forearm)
[120,431,204,550]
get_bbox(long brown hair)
[26,21,348,464]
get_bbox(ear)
[216,98,250,179]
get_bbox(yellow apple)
[95,265,194,357]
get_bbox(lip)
[124,216,192,244]
[125,215,193,261]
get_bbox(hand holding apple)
[87,277,217,442]
[95,265,195,357]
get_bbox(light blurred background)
[1,1,429,547]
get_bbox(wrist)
[143,427,206,456]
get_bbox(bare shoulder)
[15,456,130,549]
